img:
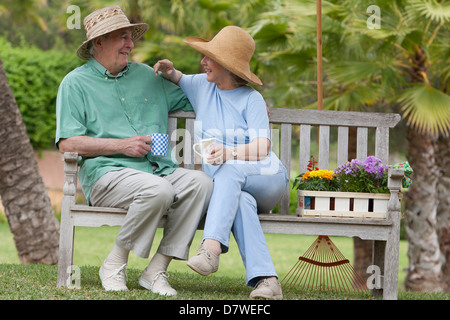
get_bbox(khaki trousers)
[90,167,213,260]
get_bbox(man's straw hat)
[77,5,149,60]
[183,26,262,86]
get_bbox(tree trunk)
[435,134,450,292]
[0,58,60,265]
[404,125,444,292]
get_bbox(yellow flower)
[302,170,334,180]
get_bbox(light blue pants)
[203,161,289,286]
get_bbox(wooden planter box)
[296,190,396,219]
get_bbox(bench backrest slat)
[185,118,196,170]
[337,126,349,167]
[375,127,389,165]
[357,127,368,161]
[318,125,330,170]
[278,123,292,214]
[299,124,311,174]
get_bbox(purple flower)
[333,156,388,192]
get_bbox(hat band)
[84,5,123,32]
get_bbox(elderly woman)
[154,26,289,299]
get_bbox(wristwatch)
[231,148,238,159]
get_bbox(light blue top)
[179,74,282,177]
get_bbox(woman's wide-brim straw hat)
[183,26,262,86]
[77,5,149,60]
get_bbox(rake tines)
[281,235,369,295]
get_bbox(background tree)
[0,0,60,264]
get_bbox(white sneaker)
[139,270,177,296]
[99,263,128,291]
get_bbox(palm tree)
[130,0,270,67]
[251,0,450,291]
[0,0,60,264]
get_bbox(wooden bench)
[56,108,404,300]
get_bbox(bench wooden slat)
[299,124,311,173]
[258,213,392,226]
[168,110,196,119]
[279,123,292,215]
[375,127,389,164]
[267,108,401,127]
[185,118,195,169]
[259,214,392,241]
[167,117,177,149]
[357,127,368,160]
[318,125,330,170]
[337,126,349,166]
[70,205,127,214]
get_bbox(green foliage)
[0,38,84,148]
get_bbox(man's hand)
[120,136,152,157]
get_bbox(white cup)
[193,138,216,163]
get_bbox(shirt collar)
[88,57,130,78]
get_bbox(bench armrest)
[62,152,79,197]
[387,167,404,214]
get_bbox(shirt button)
[121,98,125,101]
[145,98,148,102]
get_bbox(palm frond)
[327,58,406,92]
[408,0,450,24]
[399,84,450,136]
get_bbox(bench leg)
[57,199,75,287]
[383,216,401,300]
[372,240,385,297]
[372,222,401,299]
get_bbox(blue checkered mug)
[150,133,169,156]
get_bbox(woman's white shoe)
[186,245,220,276]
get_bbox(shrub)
[0,38,84,148]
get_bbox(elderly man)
[55,6,213,295]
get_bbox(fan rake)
[281,235,369,295]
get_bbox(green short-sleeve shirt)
[55,57,192,203]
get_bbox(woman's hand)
[153,59,183,84]
[206,144,227,165]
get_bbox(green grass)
[1,222,448,300]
